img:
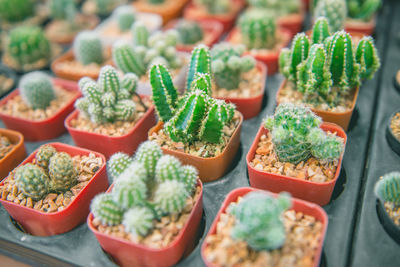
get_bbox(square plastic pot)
[0,78,81,141]
[201,187,328,267]
[148,113,243,182]
[0,142,108,236]
[133,0,189,25]
[0,128,26,181]
[65,102,156,159]
[87,181,203,267]
[276,79,360,131]
[345,17,376,36]
[246,122,347,206]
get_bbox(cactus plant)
[108,152,134,182]
[211,42,256,90]
[122,206,155,237]
[48,152,78,192]
[312,17,331,44]
[356,36,380,80]
[195,0,229,14]
[348,0,381,21]
[73,31,104,65]
[180,165,198,193]
[135,141,163,179]
[113,6,136,32]
[247,0,300,16]
[14,163,50,200]
[314,0,347,32]
[186,45,211,92]
[0,0,34,23]
[117,161,148,186]
[264,103,344,164]
[48,0,77,21]
[374,172,400,205]
[228,191,291,251]
[112,173,148,209]
[175,20,204,45]
[91,193,124,226]
[154,180,188,215]
[155,155,182,184]
[19,72,56,110]
[35,145,57,170]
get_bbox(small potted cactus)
[65,65,156,158]
[313,0,347,33]
[386,108,400,157]
[148,45,243,182]
[375,172,400,244]
[345,0,381,35]
[0,128,26,180]
[87,141,203,267]
[201,187,328,267]
[246,104,347,205]
[0,143,108,236]
[277,20,380,130]
[0,71,81,141]
[82,0,128,17]
[226,9,292,75]
[133,0,190,25]
[183,0,246,32]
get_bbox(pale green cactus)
[90,193,124,226]
[154,180,189,215]
[112,173,148,209]
[348,0,381,22]
[113,6,136,32]
[135,141,163,179]
[73,31,104,65]
[14,163,50,200]
[19,72,55,110]
[107,152,134,182]
[175,19,204,45]
[314,0,347,32]
[122,206,155,237]
[155,155,182,184]
[180,165,198,194]
[118,162,148,185]
[195,0,229,14]
[35,145,57,170]
[374,172,400,205]
[48,152,78,192]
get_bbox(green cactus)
[148,0,165,4]
[195,0,229,14]
[135,141,163,179]
[314,0,347,32]
[356,36,380,80]
[112,41,147,76]
[374,172,400,205]
[113,6,136,32]
[35,145,57,170]
[247,0,300,16]
[122,206,155,237]
[14,163,50,200]
[238,9,276,50]
[155,155,182,184]
[112,173,148,209]
[0,0,34,23]
[117,161,148,186]
[175,20,204,45]
[132,21,149,47]
[180,165,198,193]
[211,42,256,90]
[264,103,344,164]
[154,180,188,215]
[48,152,78,192]
[91,193,124,226]
[108,152,134,182]
[186,45,211,92]
[19,72,55,110]
[73,31,104,66]
[95,0,122,16]
[312,17,331,44]
[7,26,51,67]
[48,0,77,21]
[348,0,381,21]
[228,191,291,251]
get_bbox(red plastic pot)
[0,79,81,141]
[65,102,156,159]
[201,187,328,267]
[0,128,26,181]
[183,0,246,33]
[345,17,376,36]
[87,181,203,267]
[0,142,108,236]
[164,19,224,52]
[246,122,347,206]
[215,61,267,120]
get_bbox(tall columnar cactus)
[7,26,51,67]
[186,45,211,92]
[195,0,229,14]
[175,20,204,45]
[228,191,291,251]
[91,193,124,226]
[0,0,34,23]
[211,42,256,90]
[154,180,188,215]
[356,36,380,80]
[113,6,136,32]
[374,172,400,205]
[48,152,78,192]
[312,17,331,44]
[247,0,300,16]
[264,104,344,164]
[122,206,155,237]
[112,173,148,209]
[314,0,347,32]
[14,163,50,200]
[19,72,56,110]
[108,152,134,182]
[238,9,276,50]
[48,0,77,21]
[35,145,57,170]
[73,31,104,66]
[348,0,381,21]
[135,141,163,179]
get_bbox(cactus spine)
[175,20,204,45]
[108,152,134,182]
[14,163,50,200]
[0,0,34,23]
[19,72,55,110]
[122,206,155,237]
[356,36,380,80]
[48,152,78,192]
[314,0,347,32]
[73,31,104,65]
[348,0,381,21]
[91,193,124,226]
[375,172,400,205]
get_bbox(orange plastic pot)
[225,28,292,75]
[148,113,243,182]
[164,19,224,53]
[0,129,26,181]
[276,80,360,131]
[246,122,347,206]
[201,187,328,267]
[0,142,108,236]
[133,0,189,25]
[0,79,81,141]
[215,61,267,120]
[345,17,376,36]
[277,4,306,37]
[65,102,156,159]
[183,0,246,32]
[87,181,203,267]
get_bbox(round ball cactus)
[107,152,134,182]
[307,128,344,162]
[112,175,148,209]
[175,20,204,45]
[135,141,163,179]
[48,152,78,192]
[155,155,182,183]
[113,6,136,32]
[91,193,124,226]
[0,0,34,23]
[35,145,57,170]
[154,180,189,215]
[180,165,198,194]
[122,206,155,237]
[118,161,148,185]
[14,163,50,200]
[375,172,400,205]
[19,72,55,110]
[73,31,104,66]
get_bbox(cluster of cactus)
[14,145,78,200]
[91,141,198,238]
[238,9,277,50]
[211,42,255,90]
[264,103,345,164]
[112,21,181,77]
[73,31,104,65]
[0,0,34,23]
[374,172,400,205]
[279,18,380,106]
[48,0,77,22]
[195,0,229,14]
[247,0,300,16]
[113,6,137,32]
[19,71,56,110]
[6,26,51,67]
[175,19,204,45]
[228,191,291,251]
[314,0,347,32]
[75,65,139,124]
[347,0,381,21]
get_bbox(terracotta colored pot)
[133,0,189,25]
[0,129,26,181]
[0,79,81,141]
[215,61,267,120]
[148,113,243,182]
[164,19,224,52]
[277,4,306,37]
[246,122,347,206]
[183,0,246,32]
[65,102,156,159]
[87,181,203,267]
[225,28,292,75]
[276,79,360,131]
[201,187,328,267]
[0,142,108,236]
[345,17,376,36]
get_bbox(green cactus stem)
[155,155,182,183]
[91,193,124,226]
[35,145,57,170]
[135,141,163,179]
[122,206,155,237]
[314,0,347,32]
[48,152,78,192]
[107,152,134,182]
[180,165,198,193]
[19,72,56,110]
[73,31,104,66]
[112,173,148,209]
[14,163,50,200]
[374,172,400,205]
[186,45,211,91]
[154,180,189,215]
[312,17,331,44]
[356,36,380,80]
[175,19,204,45]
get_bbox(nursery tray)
[0,1,397,266]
